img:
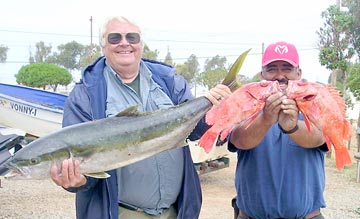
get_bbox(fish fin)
[334,147,352,170]
[220,127,233,141]
[199,130,218,153]
[115,105,142,117]
[222,49,251,92]
[205,106,220,125]
[3,170,18,179]
[301,112,312,132]
[242,110,262,129]
[84,172,111,179]
[326,86,346,113]
[342,119,352,141]
[324,136,332,152]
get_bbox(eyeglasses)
[107,32,141,44]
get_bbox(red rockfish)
[286,79,352,170]
[199,80,282,152]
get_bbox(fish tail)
[221,49,251,92]
[334,147,352,170]
[242,110,262,129]
[199,130,218,153]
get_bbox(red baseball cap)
[262,41,299,67]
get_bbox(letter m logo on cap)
[274,45,289,55]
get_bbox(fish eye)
[260,80,269,87]
[304,94,316,101]
[29,158,39,165]
[299,79,308,85]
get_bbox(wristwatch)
[278,123,299,134]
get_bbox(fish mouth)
[3,162,28,179]
[279,84,288,91]
[276,79,288,91]
[276,79,288,85]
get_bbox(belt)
[238,209,321,219]
[118,202,144,212]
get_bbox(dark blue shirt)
[229,121,326,219]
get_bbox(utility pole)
[89,16,93,63]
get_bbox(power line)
[0,28,321,63]
[0,29,89,38]
[3,47,320,64]
[0,29,262,46]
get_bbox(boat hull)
[0,94,63,137]
[0,83,66,137]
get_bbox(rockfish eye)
[303,94,316,101]
[298,79,308,86]
[260,80,269,87]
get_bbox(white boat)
[0,83,66,137]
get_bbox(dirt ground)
[1,144,360,219]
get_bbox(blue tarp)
[0,83,67,110]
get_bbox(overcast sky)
[0,0,338,85]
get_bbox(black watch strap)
[278,123,299,134]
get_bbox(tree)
[176,63,188,78]
[29,41,52,63]
[197,55,227,90]
[52,41,85,71]
[347,62,360,151]
[204,55,227,71]
[342,0,360,153]
[15,63,72,91]
[79,44,101,68]
[318,4,358,157]
[176,54,199,86]
[197,68,227,90]
[344,0,360,60]
[142,44,159,60]
[317,5,354,87]
[347,63,360,100]
[164,50,174,66]
[0,45,9,63]
[186,54,200,81]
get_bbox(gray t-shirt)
[103,60,184,216]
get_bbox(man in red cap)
[229,41,327,219]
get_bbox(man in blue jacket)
[50,16,231,219]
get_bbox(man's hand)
[262,92,286,125]
[278,98,299,131]
[50,158,87,189]
[205,84,232,106]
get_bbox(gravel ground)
[0,143,359,219]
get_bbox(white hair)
[99,16,143,48]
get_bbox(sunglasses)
[107,32,141,44]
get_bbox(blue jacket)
[63,57,203,219]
